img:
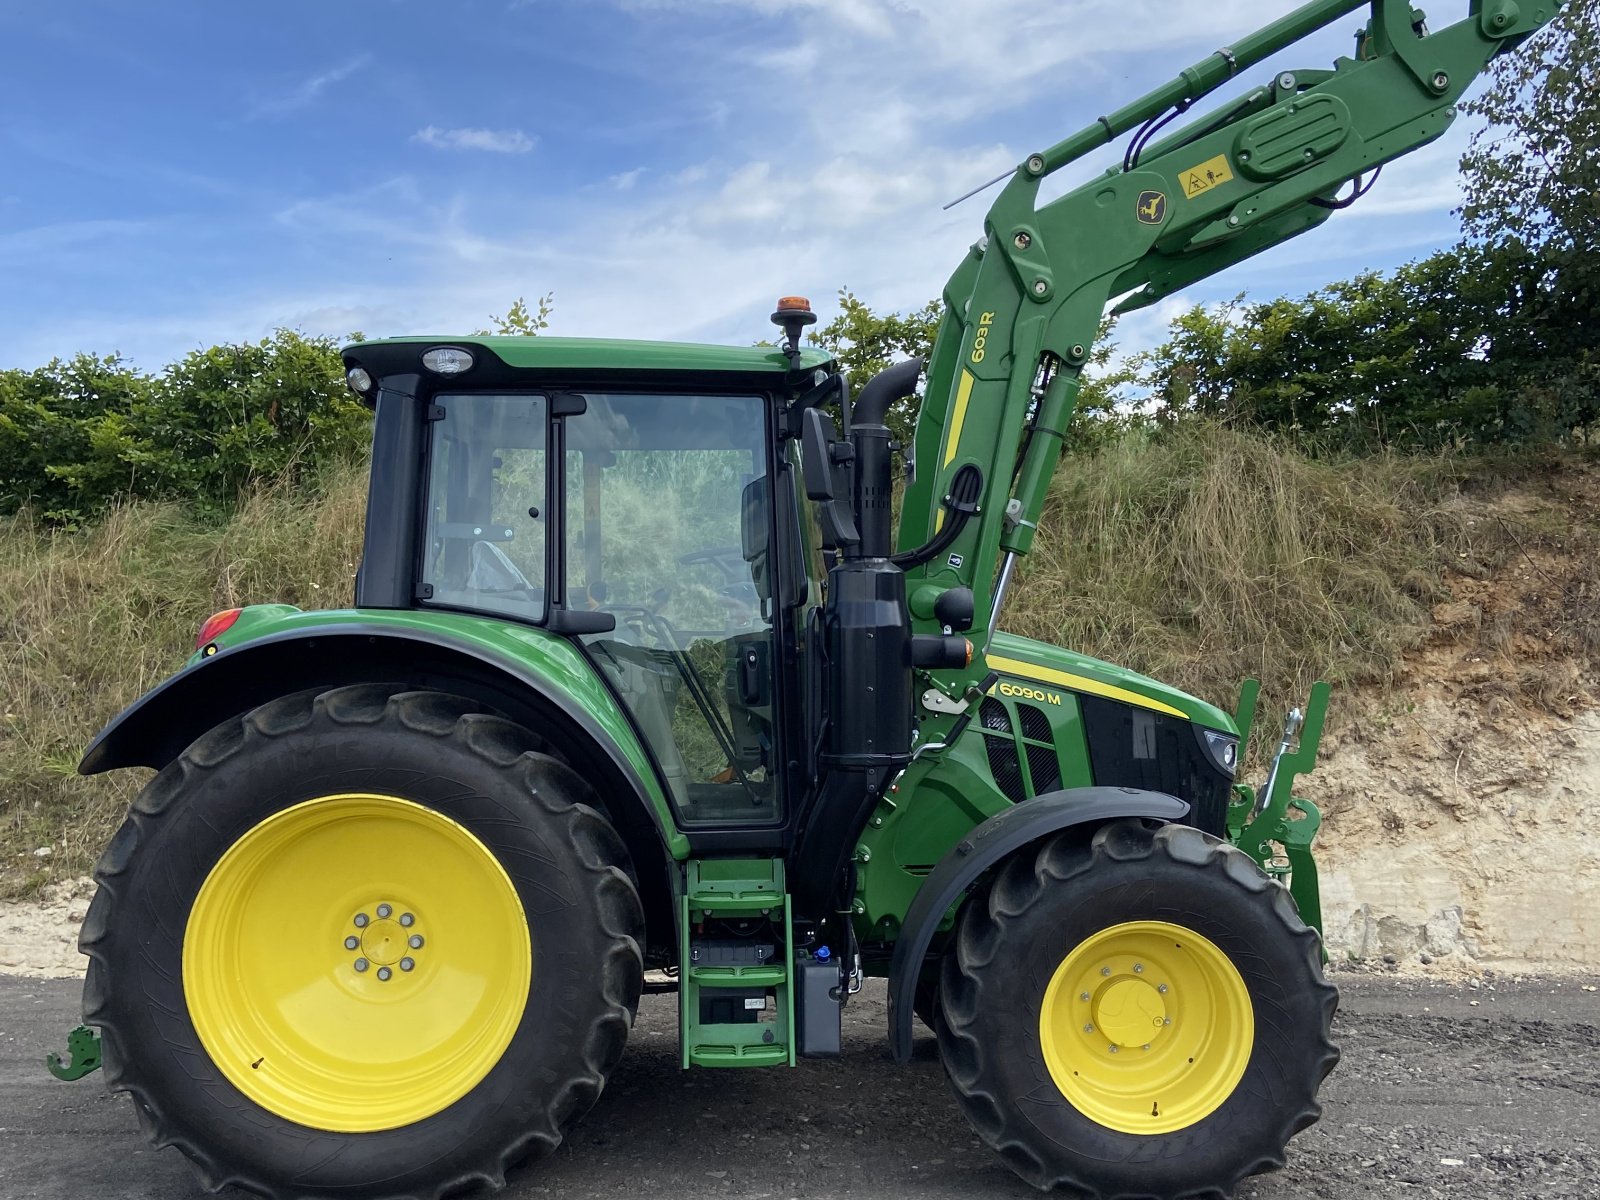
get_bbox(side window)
[420,395,547,621]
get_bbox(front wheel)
[79,685,644,1200]
[937,819,1338,1198]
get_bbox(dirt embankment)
[1312,465,1600,972]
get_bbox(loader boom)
[898,0,1561,637]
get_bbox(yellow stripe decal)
[986,655,1187,719]
[942,370,975,469]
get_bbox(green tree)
[478,294,553,337]
[0,331,368,523]
[1458,3,1598,432]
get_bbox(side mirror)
[800,408,836,501]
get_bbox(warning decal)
[1180,154,1235,199]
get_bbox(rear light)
[196,608,243,650]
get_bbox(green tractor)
[55,2,1557,1196]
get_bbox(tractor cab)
[343,334,834,834]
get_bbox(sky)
[0,0,1491,373]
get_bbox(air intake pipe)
[846,358,922,560]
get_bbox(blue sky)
[1,0,1487,372]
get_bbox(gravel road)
[2,971,1595,1199]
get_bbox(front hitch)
[45,1024,102,1081]
[1227,680,1331,935]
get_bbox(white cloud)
[413,126,536,154]
[252,54,372,116]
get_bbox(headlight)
[422,346,475,376]
[1200,728,1239,777]
[345,367,374,395]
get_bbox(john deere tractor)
[54,2,1559,1196]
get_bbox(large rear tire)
[937,819,1337,1198]
[79,685,644,1200]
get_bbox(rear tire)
[79,685,644,1200]
[937,819,1337,1198]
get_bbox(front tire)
[937,819,1338,1198]
[79,685,644,1200]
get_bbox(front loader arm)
[897,0,1562,640]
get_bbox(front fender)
[80,607,687,861]
[885,786,1188,1064]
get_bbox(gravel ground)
[1,970,1596,1199]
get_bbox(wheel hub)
[348,907,420,974]
[1092,975,1167,1048]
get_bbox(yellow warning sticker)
[1180,154,1235,199]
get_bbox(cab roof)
[343,335,834,387]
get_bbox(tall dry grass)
[0,465,367,895]
[1007,425,1594,727]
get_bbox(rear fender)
[885,786,1189,1064]
[80,617,686,949]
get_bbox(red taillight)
[196,608,243,650]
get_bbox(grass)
[0,465,367,896]
[1,426,1595,895]
[1010,425,1598,735]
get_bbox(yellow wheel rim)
[183,794,531,1132]
[1039,920,1253,1135]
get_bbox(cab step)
[679,858,795,1069]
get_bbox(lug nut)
[1142,1044,1151,1051]
[353,913,369,928]
[344,936,359,950]
[1109,1045,1119,1054]
[377,966,392,981]
[354,958,369,972]
[1158,984,1169,994]
[1134,963,1144,974]
[400,957,415,972]
[1080,992,1091,1002]
[399,912,415,927]
[1083,1023,1094,1033]
[376,903,392,919]
[1163,1017,1172,1026]
[409,934,424,949]
[1101,967,1111,977]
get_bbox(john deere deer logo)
[1137,191,1168,225]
